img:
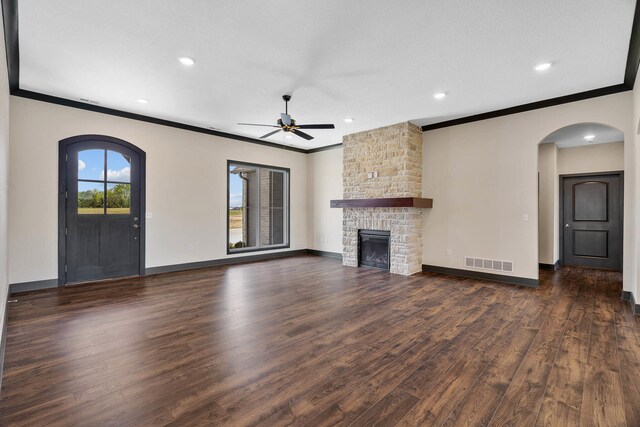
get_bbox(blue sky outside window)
[78,149,103,180]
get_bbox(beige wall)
[0,13,11,359]
[422,91,634,286]
[8,97,308,284]
[558,141,624,175]
[307,148,343,253]
[538,143,558,265]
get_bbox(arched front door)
[59,135,145,284]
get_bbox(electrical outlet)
[145,212,153,219]
[446,249,451,256]
[522,213,529,222]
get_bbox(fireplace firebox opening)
[358,230,391,270]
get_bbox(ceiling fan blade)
[260,129,282,139]
[293,129,314,141]
[238,123,279,128]
[296,124,335,129]
[281,113,292,126]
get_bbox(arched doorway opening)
[537,123,623,271]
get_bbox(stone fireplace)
[331,121,429,276]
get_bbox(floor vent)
[465,257,514,273]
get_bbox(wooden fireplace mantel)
[330,197,433,209]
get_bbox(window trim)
[226,160,291,254]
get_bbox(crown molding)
[624,0,640,87]
[307,143,343,153]
[12,89,308,154]
[421,84,630,132]
[1,0,17,92]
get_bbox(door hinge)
[65,227,68,236]
[64,264,67,272]
[65,190,68,199]
[65,154,68,162]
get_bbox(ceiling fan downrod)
[283,94,291,115]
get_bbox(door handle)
[565,224,570,228]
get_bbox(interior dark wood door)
[63,139,142,283]
[562,173,622,271]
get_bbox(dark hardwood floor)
[1,255,639,426]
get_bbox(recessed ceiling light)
[178,57,195,66]
[535,62,552,72]
[137,98,149,104]
[285,135,293,139]
[584,134,595,141]
[344,118,354,123]
[433,92,447,100]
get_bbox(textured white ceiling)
[18,0,636,149]
[541,123,624,148]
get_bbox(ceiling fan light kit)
[238,95,335,141]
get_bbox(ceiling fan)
[238,95,335,141]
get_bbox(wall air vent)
[465,257,514,273]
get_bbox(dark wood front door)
[561,173,622,271]
[60,135,145,284]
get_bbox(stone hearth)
[341,121,424,275]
